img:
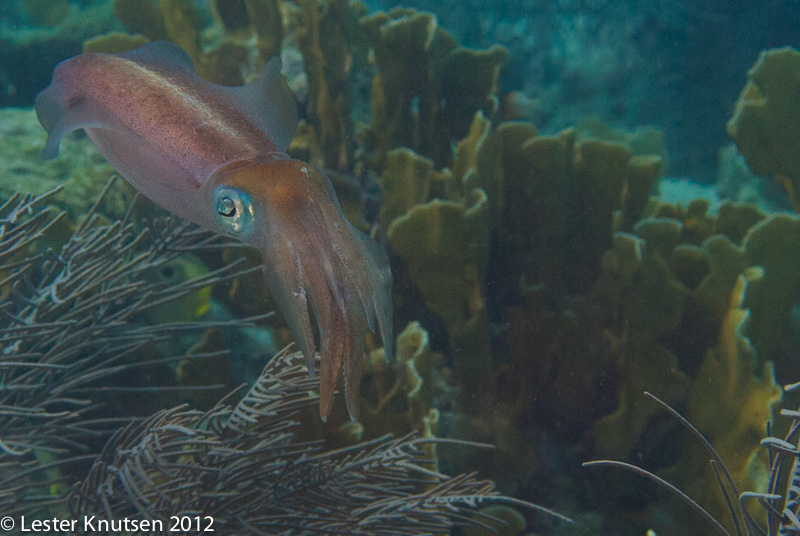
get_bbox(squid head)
[207,157,393,421]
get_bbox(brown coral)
[727,47,800,210]
[361,8,507,169]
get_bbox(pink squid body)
[35,42,392,422]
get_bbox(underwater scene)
[1,0,800,534]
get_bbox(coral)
[585,380,795,536]
[715,202,766,245]
[377,148,434,229]
[471,123,574,294]
[565,119,666,231]
[361,8,507,169]
[82,31,149,53]
[386,189,493,412]
[453,111,492,191]
[358,321,450,439]
[591,230,692,460]
[294,0,364,170]
[293,320,450,447]
[620,155,664,231]
[0,182,253,517]
[587,207,775,462]
[213,0,283,64]
[663,272,782,534]
[374,113,681,499]
[0,107,134,222]
[587,349,797,536]
[576,204,800,533]
[727,47,800,210]
[576,117,668,166]
[360,8,453,167]
[572,139,635,288]
[108,0,255,85]
[113,0,168,41]
[436,45,509,155]
[445,109,799,527]
[359,106,800,536]
[742,215,800,377]
[140,0,203,63]
[716,143,792,212]
[470,120,541,221]
[70,348,569,534]
[287,119,323,167]
[468,119,663,295]
[692,234,747,325]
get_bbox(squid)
[35,41,392,421]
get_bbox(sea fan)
[585,389,800,535]
[70,348,570,535]
[0,180,260,519]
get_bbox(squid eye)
[212,187,254,236]
[218,197,237,217]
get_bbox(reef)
[0,2,116,108]
[72,349,563,535]
[728,47,800,210]
[0,107,124,219]
[0,182,256,518]
[368,82,799,534]
[587,380,800,536]
[6,3,800,535]
[0,185,567,534]
[360,8,507,169]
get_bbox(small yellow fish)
[144,254,212,324]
